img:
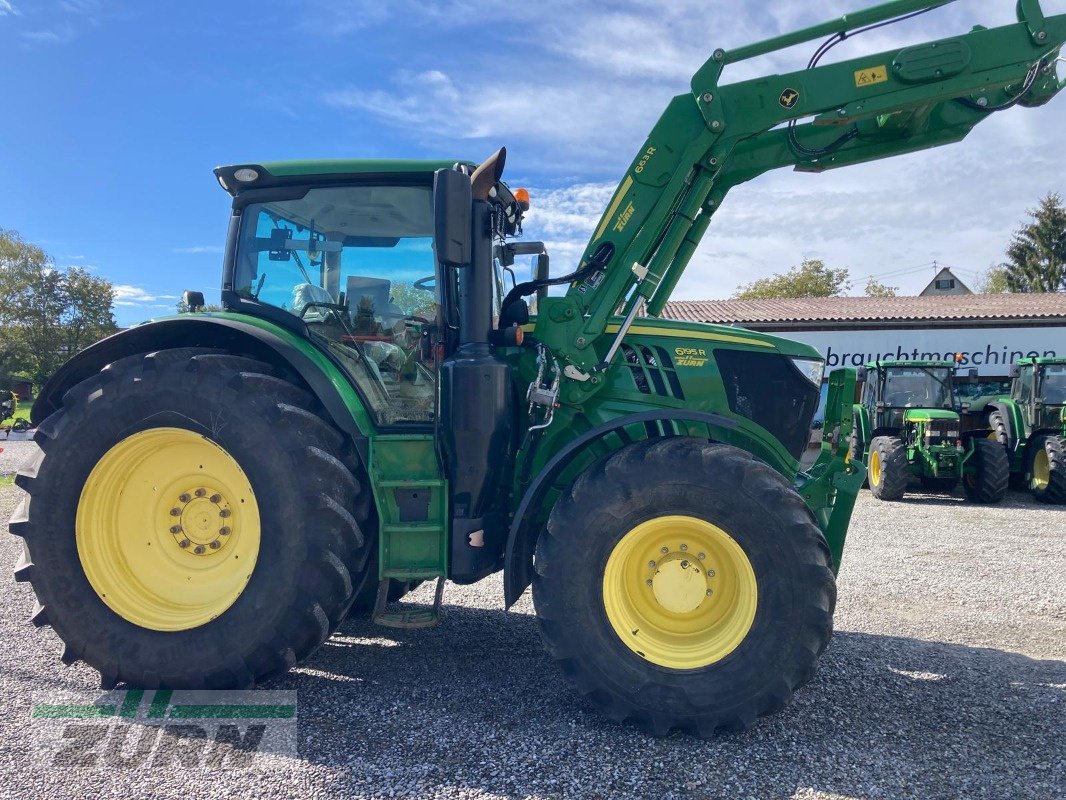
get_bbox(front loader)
[850,360,1009,502]
[964,357,1066,502]
[10,0,1065,737]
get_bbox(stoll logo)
[30,689,297,770]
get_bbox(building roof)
[661,293,1066,326]
[920,266,971,296]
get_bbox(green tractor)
[9,0,1064,736]
[965,357,1066,503]
[850,360,1009,502]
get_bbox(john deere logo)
[779,88,800,109]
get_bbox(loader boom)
[534,0,1066,392]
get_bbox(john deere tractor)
[851,360,1008,502]
[964,357,1066,503]
[9,0,1064,736]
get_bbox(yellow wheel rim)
[602,515,757,670]
[1033,448,1050,491]
[76,428,261,631]
[869,449,882,486]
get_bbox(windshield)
[1040,365,1066,405]
[233,184,440,425]
[882,366,953,408]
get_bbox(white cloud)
[172,245,224,255]
[22,22,75,44]
[0,1,18,16]
[112,285,179,307]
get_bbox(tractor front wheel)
[532,438,836,737]
[1029,435,1066,504]
[10,348,370,688]
[962,437,1009,504]
[867,436,908,501]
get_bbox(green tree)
[0,229,118,387]
[176,298,224,313]
[733,259,850,299]
[1002,193,1066,292]
[975,265,1010,294]
[864,278,897,297]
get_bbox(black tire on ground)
[1029,434,1066,504]
[532,438,836,738]
[868,436,909,501]
[962,437,1009,504]
[10,348,371,688]
[918,475,958,493]
[849,418,868,488]
[988,411,1026,489]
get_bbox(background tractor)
[850,360,1009,502]
[964,357,1066,503]
[8,0,1064,737]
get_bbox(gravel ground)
[0,442,1063,800]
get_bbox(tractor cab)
[1010,358,1066,434]
[859,360,957,433]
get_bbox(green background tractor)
[851,360,1008,502]
[964,357,1066,503]
[8,0,1064,736]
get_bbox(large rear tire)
[532,438,836,737]
[1029,435,1066,504]
[867,436,909,501]
[10,349,370,688]
[962,437,1009,504]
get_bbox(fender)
[852,404,871,455]
[986,401,1020,449]
[503,408,738,608]
[31,316,373,459]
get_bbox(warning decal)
[854,65,888,88]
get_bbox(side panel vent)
[621,344,685,400]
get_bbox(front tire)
[962,437,1009,504]
[10,349,370,688]
[532,438,836,737]
[867,436,909,501]
[1029,435,1066,504]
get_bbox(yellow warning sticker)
[854,65,888,88]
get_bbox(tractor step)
[372,576,445,630]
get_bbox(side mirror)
[433,169,472,268]
[968,368,978,383]
[856,366,868,383]
[1008,364,1020,379]
[182,290,205,312]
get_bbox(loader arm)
[535,0,1066,387]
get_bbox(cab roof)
[213,159,475,196]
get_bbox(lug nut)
[648,561,657,568]
[170,508,181,517]
[209,541,221,550]
[179,539,191,548]
[194,488,206,498]
[681,560,689,568]
[194,545,205,555]
[179,493,191,503]
[219,509,231,518]
[219,526,231,536]
[698,553,706,560]
[170,525,182,534]
[680,544,688,551]
[645,579,653,587]
[706,589,713,596]
[660,546,669,554]
[707,569,715,577]
[210,494,221,504]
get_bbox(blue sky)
[1,0,1063,326]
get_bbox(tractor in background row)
[851,360,1008,502]
[963,358,1066,503]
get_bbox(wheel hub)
[649,552,713,614]
[170,489,233,555]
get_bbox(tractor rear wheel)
[10,348,370,688]
[962,437,1009,504]
[1029,435,1066,504]
[867,436,908,501]
[988,411,1025,489]
[532,438,836,737]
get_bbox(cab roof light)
[233,168,260,183]
[514,188,530,210]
